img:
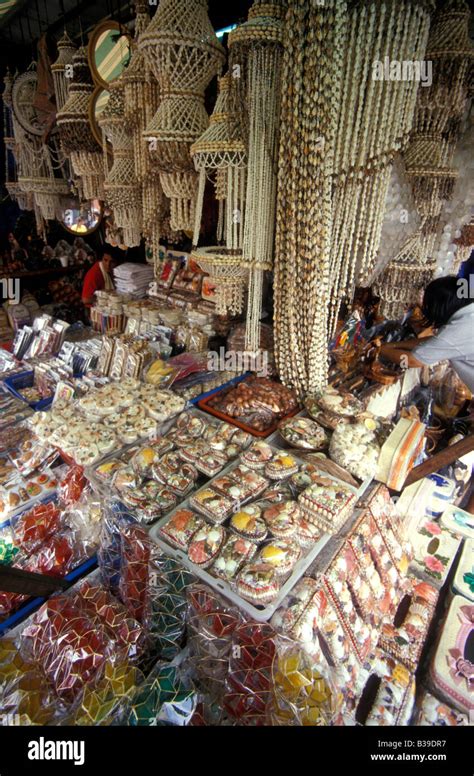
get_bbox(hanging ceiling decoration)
[228,0,287,351]
[56,47,105,201]
[190,72,248,315]
[375,0,473,319]
[139,0,225,233]
[99,80,143,248]
[326,0,434,337]
[10,66,69,234]
[51,30,77,112]
[122,0,163,268]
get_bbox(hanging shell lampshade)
[191,246,248,315]
[139,0,225,232]
[57,47,105,200]
[191,72,247,248]
[51,31,77,111]
[99,82,143,248]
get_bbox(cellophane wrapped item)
[223,621,276,726]
[19,581,145,706]
[186,583,242,717]
[267,637,342,726]
[99,502,194,665]
[70,661,146,726]
[125,659,197,726]
[57,465,89,508]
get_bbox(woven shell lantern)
[376,0,474,319]
[228,0,287,351]
[139,0,225,232]
[57,47,105,200]
[99,81,143,248]
[51,31,77,112]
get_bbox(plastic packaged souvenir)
[11,502,61,554]
[160,509,205,551]
[408,518,462,589]
[265,453,299,480]
[329,418,382,481]
[230,506,268,543]
[223,622,276,724]
[236,563,280,605]
[241,441,274,469]
[189,488,235,524]
[298,477,356,534]
[258,539,301,577]
[58,465,88,507]
[278,417,328,451]
[188,524,226,568]
[212,535,258,581]
[263,501,301,539]
[440,505,474,541]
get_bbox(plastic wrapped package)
[0,667,63,725]
[126,660,197,726]
[186,584,242,708]
[268,637,342,726]
[58,465,88,507]
[24,532,75,578]
[223,622,276,725]
[11,501,62,555]
[72,662,145,726]
[20,581,145,703]
[8,438,59,478]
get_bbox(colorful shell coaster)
[160,509,205,550]
[279,417,328,451]
[263,501,301,539]
[265,453,300,480]
[236,563,280,605]
[187,524,226,568]
[212,535,257,581]
[230,506,268,543]
[258,539,301,577]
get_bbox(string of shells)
[228,0,287,351]
[51,30,77,111]
[274,0,348,397]
[99,81,143,248]
[376,0,473,318]
[327,0,434,336]
[57,48,105,200]
[139,0,225,234]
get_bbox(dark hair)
[422,276,473,328]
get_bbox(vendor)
[378,276,474,393]
[81,248,115,308]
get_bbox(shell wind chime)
[228,0,287,352]
[122,1,163,264]
[51,31,77,112]
[99,82,143,248]
[326,0,434,336]
[190,72,249,315]
[57,48,105,200]
[274,0,348,397]
[376,0,474,318]
[139,0,225,233]
[2,69,29,210]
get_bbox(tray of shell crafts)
[85,408,254,526]
[148,440,364,621]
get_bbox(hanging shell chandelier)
[326,0,434,336]
[57,47,105,200]
[51,30,77,112]
[99,81,143,248]
[190,72,249,315]
[11,66,69,230]
[376,0,473,318]
[139,0,225,233]
[228,0,287,351]
[122,1,164,263]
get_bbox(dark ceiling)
[0,0,252,69]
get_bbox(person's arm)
[379,341,425,368]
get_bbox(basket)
[3,371,53,411]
